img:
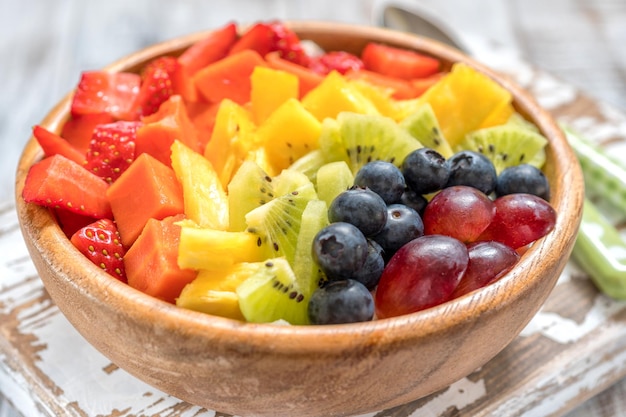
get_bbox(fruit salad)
[22,20,557,325]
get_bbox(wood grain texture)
[1,0,625,416]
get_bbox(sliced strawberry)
[61,113,115,155]
[71,71,141,120]
[71,218,127,282]
[361,42,441,80]
[267,21,310,66]
[178,22,238,76]
[134,57,178,117]
[85,120,142,183]
[309,51,364,75]
[22,154,112,219]
[33,125,85,165]
[230,21,310,66]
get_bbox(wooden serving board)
[2,54,626,417]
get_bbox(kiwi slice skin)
[459,124,548,174]
[236,258,310,325]
[320,112,423,174]
[245,171,317,265]
[228,161,275,232]
[400,103,453,158]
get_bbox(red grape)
[451,241,520,298]
[478,193,556,249]
[422,185,495,243]
[375,235,469,318]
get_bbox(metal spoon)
[375,1,469,52]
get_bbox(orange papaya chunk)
[106,153,184,247]
[135,95,200,166]
[125,214,197,304]
[193,49,266,105]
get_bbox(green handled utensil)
[563,127,626,299]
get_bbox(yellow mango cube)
[256,98,322,172]
[302,71,379,121]
[250,66,299,125]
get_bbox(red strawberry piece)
[230,21,311,67]
[32,125,85,165]
[85,120,142,183]
[71,71,141,120]
[71,218,127,282]
[134,56,178,117]
[22,154,113,219]
[309,51,364,75]
[267,21,310,66]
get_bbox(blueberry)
[354,161,406,204]
[399,189,428,216]
[496,164,550,200]
[312,222,368,280]
[328,186,387,236]
[372,204,424,256]
[445,150,497,195]
[351,239,385,290]
[308,279,374,324]
[401,148,450,194]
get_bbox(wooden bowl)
[15,21,584,417]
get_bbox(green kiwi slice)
[244,171,317,265]
[236,258,309,324]
[459,123,548,173]
[292,199,329,295]
[315,161,354,207]
[227,160,275,232]
[319,112,423,174]
[237,200,329,324]
[399,103,453,158]
[289,149,327,183]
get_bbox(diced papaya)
[32,125,85,165]
[186,99,221,150]
[106,153,184,247]
[301,71,379,121]
[170,140,229,230]
[193,49,266,105]
[61,113,114,155]
[22,154,112,219]
[345,69,419,100]
[265,51,323,98]
[411,72,445,97]
[125,214,198,304]
[135,95,200,166]
[250,66,299,124]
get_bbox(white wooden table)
[2,1,626,416]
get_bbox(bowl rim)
[15,20,584,355]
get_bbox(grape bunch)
[309,148,556,324]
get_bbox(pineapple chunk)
[171,140,229,230]
[204,99,259,188]
[176,263,266,321]
[177,226,264,270]
[250,66,299,124]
